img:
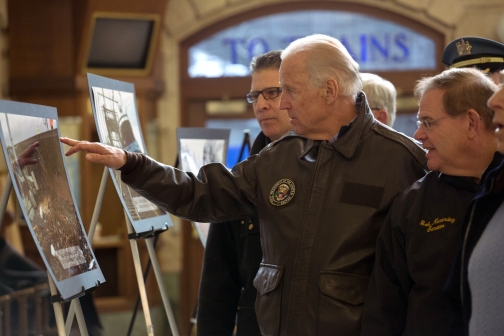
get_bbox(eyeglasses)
[246,87,282,103]
[416,115,450,131]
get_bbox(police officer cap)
[442,36,504,73]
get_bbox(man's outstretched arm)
[60,137,258,223]
[60,137,126,169]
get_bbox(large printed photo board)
[176,127,230,247]
[0,100,104,300]
[87,73,173,234]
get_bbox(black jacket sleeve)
[120,152,258,223]
[197,221,242,335]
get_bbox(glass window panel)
[189,10,436,78]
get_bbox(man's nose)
[413,126,425,142]
[255,93,270,109]
[279,94,289,110]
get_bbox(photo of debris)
[177,129,229,247]
[0,113,97,282]
[90,84,172,233]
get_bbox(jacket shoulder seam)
[371,122,426,165]
[266,131,302,149]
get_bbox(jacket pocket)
[316,271,370,335]
[253,263,284,336]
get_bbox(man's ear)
[325,78,338,103]
[467,109,482,139]
[372,109,389,125]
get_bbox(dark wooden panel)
[8,0,75,80]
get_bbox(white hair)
[360,73,397,126]
[281,34,362,98]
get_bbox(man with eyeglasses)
[197,50,293,336]
[361,68,499,335]
[60,34,427,335]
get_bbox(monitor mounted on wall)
[83,12,160,76]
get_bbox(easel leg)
[74,298,89,336]
[145,237,179,336]
[129,238,155,335]
[48,276,67,336]
[126,215,154,335]
[63,297,90,336]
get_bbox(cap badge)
[269,179,295,206]
[456,38,472,56]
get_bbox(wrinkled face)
[278,54,328,138]
[413,89,468,173]
[251,69,293,141]
[488,85,504,154]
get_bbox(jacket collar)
[251,131,270,156]
[300,92,373,159]
[438,172,479,192]
[332,92,374,158]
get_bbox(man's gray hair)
[360,73,397,126]
[281,34,362,98]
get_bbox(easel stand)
[237,129,251,165]
[0,175,89,336]
[66,167,179,336]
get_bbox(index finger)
[60,137,79,147]
[64,141,96,156]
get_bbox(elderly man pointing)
[62,34,426,336]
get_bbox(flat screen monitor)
[84,12,160,76]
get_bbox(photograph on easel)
[0,100,105,300]
[87,73,173,234]
[177,127,230,247]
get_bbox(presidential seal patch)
[269,179,295,206]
